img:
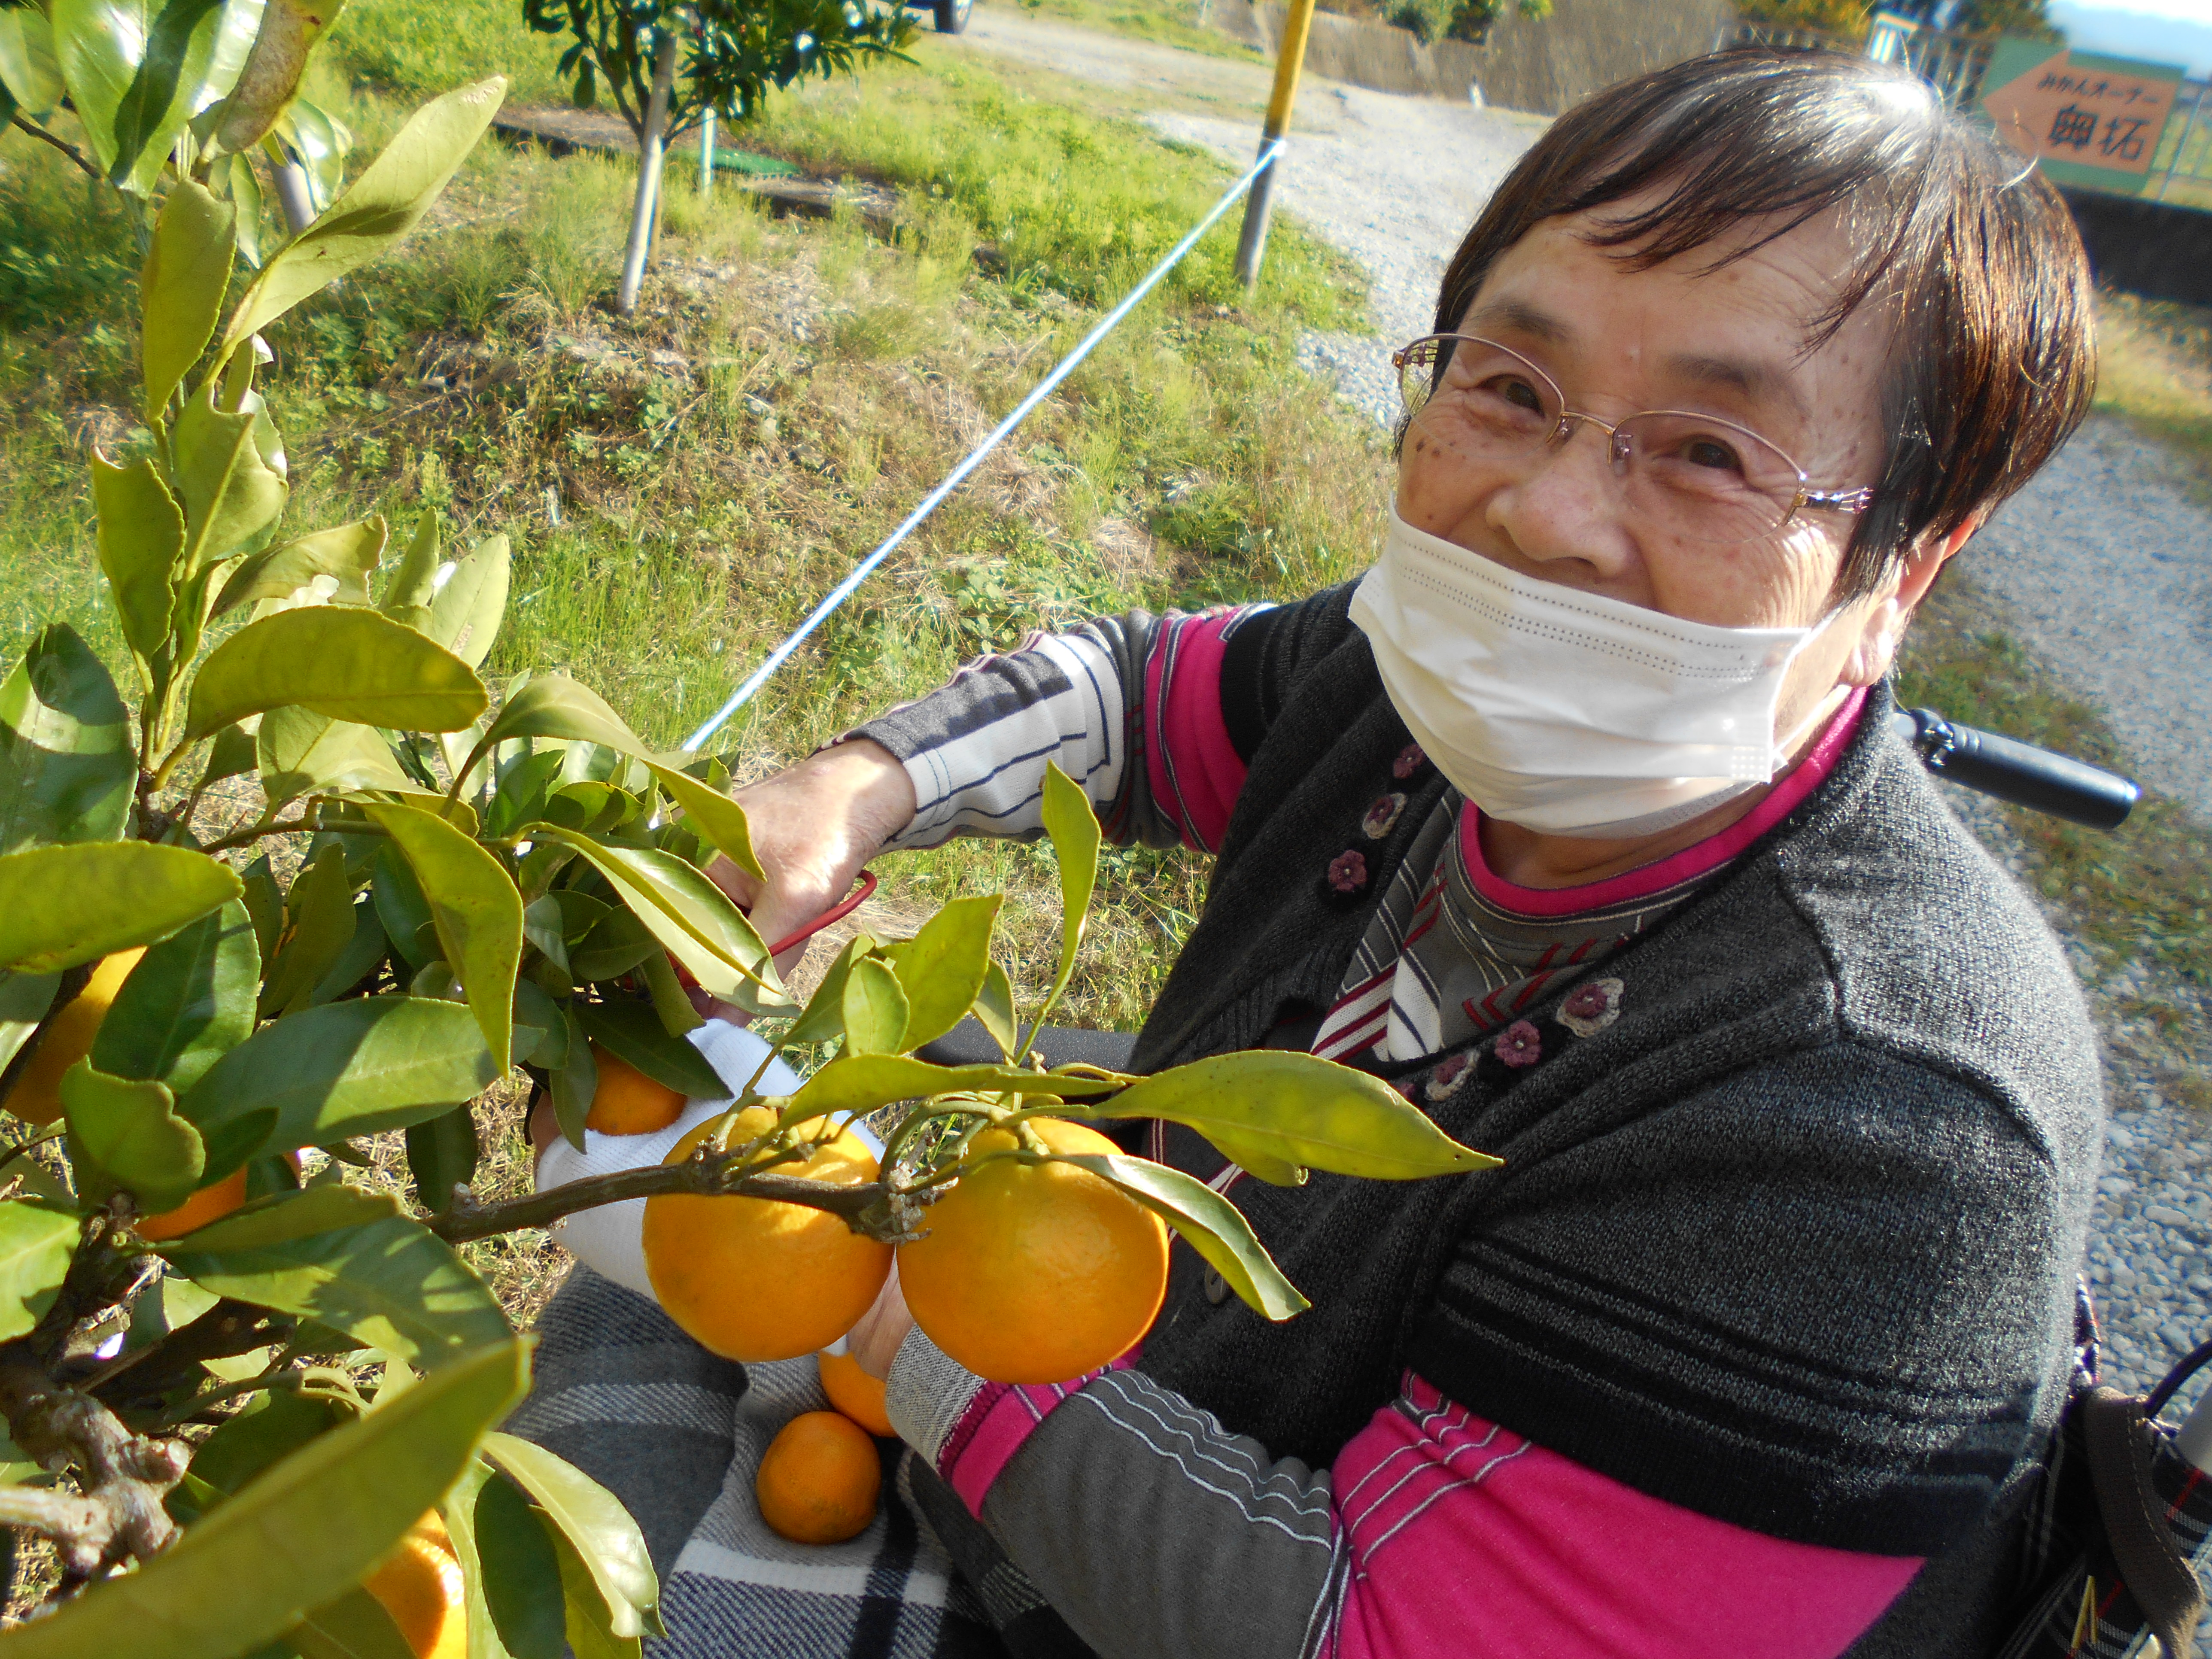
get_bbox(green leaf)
[841,956,907,1056]
[550,1525,641,1659]
[482,1432,661,1640]
[0,623,134,854]
[365,802,522,1070]
[52,0,236,194]
[221,76,508,350]
[640,761,761,880]
[468,676,648,786]
[380,510,441,632]
[143,178,238,420]
[889,895,1000,1051]
[308,896,387,1005]
[1085,1051,1498,1182]
[91,453,184,672]
[62,1062,204,1212]
[170,370,288,578]
[638,948,699,1039]
[566,904,653,984]
[0,1338,530,1659]
[0,1200,79,1341]
[371,843,435,970]
[531,829,789,1015]
[185,607,489,741]
[571,998,722,1097]
[259,842,354,1018]
[1030,761,1099,1041]
[287,1588,418,1659]
[404,1106,478,1215]
[428,535,510,670]
[178,1391,346,1518]
[0,842,242,974]
[200,722,259,789]
[548,1008,594,1152]
[972,959,1016,1059]
[0,9,65,119]
[215,517,387,616]
[511,979,565,1068]
[471,1467,568,1659]
[776,1052,1120,1128]
[0,972,58,1078]
[1061,1152,1309,1322]
[485,750,566,842]
[240,854,284,963]
[92,898,258,1093]
[178,996,498,1180]
[436,1459,514,1659]
[159,1184,510,1366]
[781,933,872,1046]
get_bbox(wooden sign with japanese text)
[1979,39,2188,195]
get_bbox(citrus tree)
[525,0,915,143]
[0,0,356,255]
[0,28,1498,1659]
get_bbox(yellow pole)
[1235,0,1317,287]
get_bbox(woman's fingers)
[848,1262,912,1381]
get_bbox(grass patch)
[1012,0,1266,60]
[2090,289,2212,493]
[1897,576,2212,991]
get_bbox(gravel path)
[1969,418,2212,823]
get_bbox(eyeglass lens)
[1398,337,1811,547]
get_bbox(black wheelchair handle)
[1893,708,2140,830]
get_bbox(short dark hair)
[1430,46,2095,604]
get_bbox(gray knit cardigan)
[1086,585,2106,1653]
[854,581,2104,1653]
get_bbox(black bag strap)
[2081,1385,2206,1659]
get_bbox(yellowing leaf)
[185,606,487,740]
[0,842,241,974]
[221,77,508,349]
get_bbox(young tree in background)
[524,0,918,147]
[1738,0,2060,36]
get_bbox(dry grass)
[2092,289,2212,495]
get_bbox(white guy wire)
[681,138,1288,752]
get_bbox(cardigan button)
[1361,792,1407,840]
[1326,848,1368,893]
[1203,1268,1229,1305]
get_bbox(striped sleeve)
[884,1332,1922,1659]
[850,605,1270,853]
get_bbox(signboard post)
[1978,39,2188,196]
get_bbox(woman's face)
[1397,199,1948,736]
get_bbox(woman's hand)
[847,1263,913,1382]
[705,738,917,1020]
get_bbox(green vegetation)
[2091,291,2212,495]
[1020,0,1266,58]
[0,0,1384,1043]
[1898,582,2211,995]
[1734,0,2058,37]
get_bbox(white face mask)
[1349,508,1830,839]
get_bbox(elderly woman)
[516,44,2101,1659]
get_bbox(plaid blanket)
[507,1266,1018,1659]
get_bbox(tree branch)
[0,1363,188,1584]
[8,114,102,183]
[430,1152,898,1244]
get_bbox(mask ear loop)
[1762,604,1865,777]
